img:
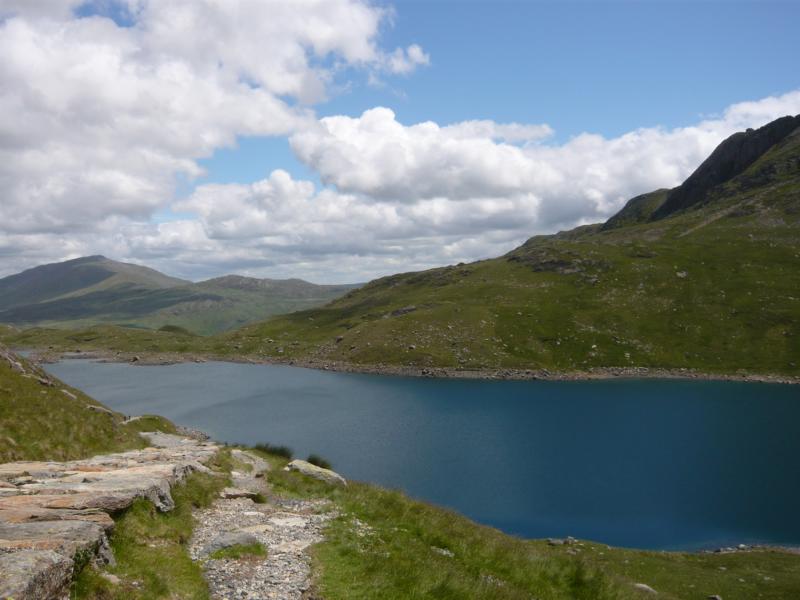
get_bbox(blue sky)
[198,0,800,188]
[2,0,799,281]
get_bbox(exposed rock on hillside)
[652,114,800,219]
[0,433,218,600]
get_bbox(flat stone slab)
[0,506,114,530]
[0,550,73,600]
[0,433,219,599]
[0,520,106,557]
[220,487,259,500]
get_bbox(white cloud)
[0,0,425,237]
[290,90,800,229]
[383,43,430,74]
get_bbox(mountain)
[0,255,187,311]
[214,115,799,376]
[0,256,358,335]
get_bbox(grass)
[306,453,333,469]
[258,453,800,600]
[120,415,179,436]
[253,441,293,460]
[72,468,229,599]
[209,543,267,561]
[0,349,161,462]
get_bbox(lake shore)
[29,348,800,385]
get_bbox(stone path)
[189,449,333,600]
[0,433,218,600]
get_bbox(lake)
[45,359,800,551]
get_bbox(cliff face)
[651,114,800,219]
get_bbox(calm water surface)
[46,360,800,550]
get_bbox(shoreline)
[27,348,800,385]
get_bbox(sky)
[1,0,799,283]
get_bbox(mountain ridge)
[0,256,359,334]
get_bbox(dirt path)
[189,449,332,599]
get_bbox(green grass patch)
[209,542,267,561]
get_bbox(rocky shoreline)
[28,348,800,385]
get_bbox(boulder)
[284,460,347,486]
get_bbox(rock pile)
[0,433,218,600]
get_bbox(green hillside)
[0,257,358,335]
[213,115,799,377]
[0,343,176,462]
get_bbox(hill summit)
[0,256,357,334]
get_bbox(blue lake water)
[45,359,800,551]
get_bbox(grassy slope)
[0,345,181,462]
[255,451,800,600]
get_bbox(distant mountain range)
[0,256,358,334]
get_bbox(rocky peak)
[651,114,800,219]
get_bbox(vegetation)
[306,453,333,469]
[0,256,358,335]
[0,348,179,462]
[209,543,267,561]
[254,441,293,459]
[259,451,800,600]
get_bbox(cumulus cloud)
[383,43,430,74]
[0,0,425,238]
[290,90,800,229]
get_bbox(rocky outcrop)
[284,460,347,486]
[0,433,218,600]
[652,114,800,219]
